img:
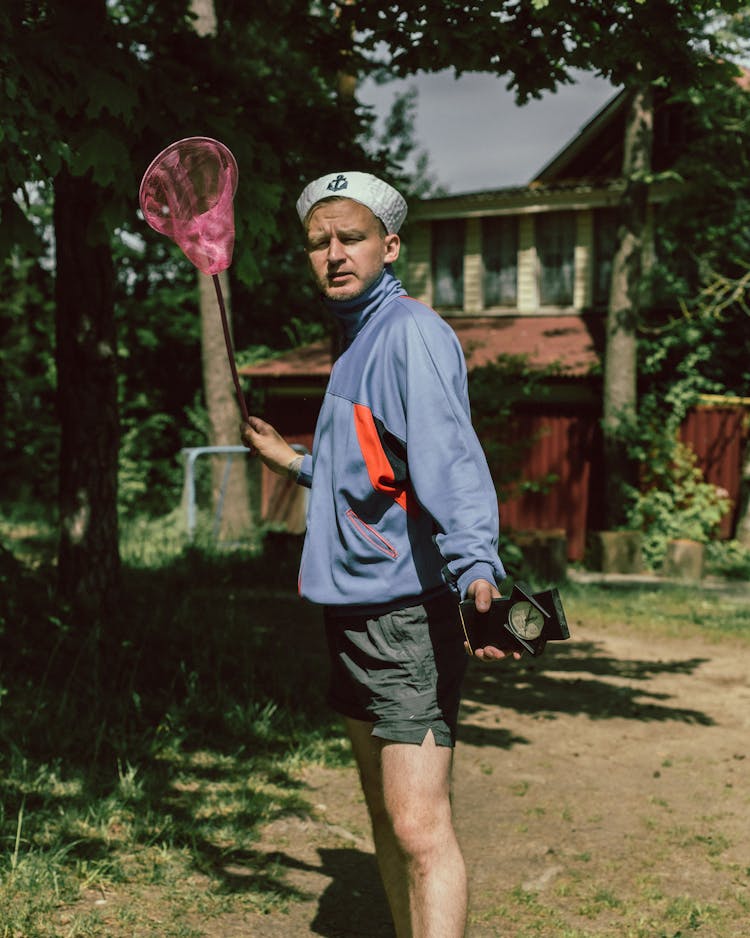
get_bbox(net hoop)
[138,136,238,275]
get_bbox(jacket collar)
[324,266,406,348]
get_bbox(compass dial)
[508,601,545,640]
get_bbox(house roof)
[240,314,602,384]
[410,179,627,219]
[532,89,627,183]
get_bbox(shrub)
[627,439,731,569]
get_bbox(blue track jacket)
[296,266,506,611]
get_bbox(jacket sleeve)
[297,452,313,489]
[399,307,506,598]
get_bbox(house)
[241,88,745,562]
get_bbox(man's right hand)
[241,416,300,477]
[465,578,522,662]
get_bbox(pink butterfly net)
[139,137,249,420]
[138,136,238,275]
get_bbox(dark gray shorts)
[324,595,468,747]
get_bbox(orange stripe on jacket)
[353,403,418,516]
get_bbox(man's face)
[304,199,400,301]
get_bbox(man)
[241,171,518,938]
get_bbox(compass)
[459,581,570,657]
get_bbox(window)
[482,216,518,307]
[432,219,465,308]
[536,211,576,306]
[594,208,618,307]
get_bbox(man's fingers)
[474,645,523,662]
[245,415,270,435]
[474,645,503,660]
[241,416,272,447]
[240,421,257,450]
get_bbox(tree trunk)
[199,272,254,541]
[191,0,254,543]
[54,167,120,622]
[602,84,653,529]
[735,439,750,548]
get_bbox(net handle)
[212,274,249,422]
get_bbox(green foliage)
[705,539,750,580]
[623,389,731,567]
[113,229,206,517]
[627,440,731,566]
[0,0,455,524]
[347,0,741,99]
[282,315,328,349]
[643,56,750,399]
[0,238,57,503]
[565,579,750,639]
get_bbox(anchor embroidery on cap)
[327,174,349,193]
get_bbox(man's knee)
[388,798,454,863]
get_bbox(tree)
[54,162,121,620]
[190,0,253,543]
[600,84,653,527]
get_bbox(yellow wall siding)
[405,221,432,305]
[517,214,538,312]
[464,217,482,314]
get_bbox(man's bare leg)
[345,717,467,938]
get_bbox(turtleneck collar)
[323,266,406,348]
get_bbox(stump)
[662,539,704,581]
[586,531,644,574]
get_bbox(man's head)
[296,172,407,301]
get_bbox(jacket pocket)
[345,509,398,559]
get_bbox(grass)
[562,577,750,643]
[1,514,749,935]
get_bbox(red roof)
[240,314,601,381]
[448,315,600,376]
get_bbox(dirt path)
[229,621,750,938]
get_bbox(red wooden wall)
[499,403,746,560]
[497,410,601,562]
[680,405,747,539]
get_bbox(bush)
[705,539,750,580]
[627,440,731,569]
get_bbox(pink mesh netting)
[139,137,238,275]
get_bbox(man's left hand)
[465,578,523,662]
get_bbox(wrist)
[286,454,304,481]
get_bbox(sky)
[358,68,618,194]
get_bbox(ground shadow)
[200,845,393,937]
[310,848,394,937]
[458,638,714,743]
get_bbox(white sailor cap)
[296,171,407,234]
